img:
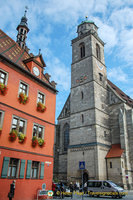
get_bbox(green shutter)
[40,162,45,179]
[1,157,10,178]
[19,160,26,179]
[26,160,32,179]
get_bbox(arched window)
[80,43,85,58]
[96,43,101,60]
[63,123,69,151]
[81,91,84,100]
[81,114,84,123]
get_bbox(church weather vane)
[24,6,29,16]
[85,16,88,20]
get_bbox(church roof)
[108,79,133,107]
[0,29,57,92]
[106,144,124,158]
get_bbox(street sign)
[42,183,46,190]
[79,161,85,170]
[38,190,48,196]
[48,190,53,197]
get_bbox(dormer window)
[80,43,85,58]
[96,43,101,60]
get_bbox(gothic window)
[63,123,69,151]
[81,91,84,100]
[110,162,112,168]
[99,73,103,81]
[96,43,101,60]
[80,43,85,58]
[81,114,84,123]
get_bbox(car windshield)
[108,181,118,187]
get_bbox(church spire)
[16,7,29,49]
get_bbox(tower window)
[20,28,23,34]
[99,73,103,81]
[96,43,101,60]
[81,91,84,100]
[81,114,84,123]
[110,162,112,168]
[80,43,85,58]
[63,123,69,151]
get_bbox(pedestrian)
[69,182,74,199]
[74,182,77,192]
[60,182,64,199]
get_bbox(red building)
[0,11,57,200]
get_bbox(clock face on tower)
[33,66,40,76]
[96,61,103,70]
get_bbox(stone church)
[54,19,133,189]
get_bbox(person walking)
[69,182,74,199]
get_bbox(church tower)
[16,8,29,49]
[67,18,111,182]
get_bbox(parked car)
[86,180,125,198]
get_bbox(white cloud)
[93,18,118,52]
[108,67,128,82]
[109,7,133,30]
[46,57,71,91]
[118,29,133,63]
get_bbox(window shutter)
[40,162,44,179]
[19,159,26,179]
[26,160,32,179]
[1,157,10,178]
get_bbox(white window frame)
[18,80,29,96]
[0,68,8,85]
[32,123,45,139]
[11,115,27,135]
[37,90,45,104]
[0,110,5,129]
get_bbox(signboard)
[42,183,46,190]
[48,190,53,197]
[79,161,85,170]
[38,190,48,196]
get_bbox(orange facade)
[0,29,57,200]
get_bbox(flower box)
[9,130,18,142]
[18,92,29,104]
[18,132,26,143]
[38,138,45,147]
[0,83,8,95]
[32,136,38,147]
[37,102,46,113]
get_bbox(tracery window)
[96,43,101,60]
[63,123,69,151]
[80,43,85,58]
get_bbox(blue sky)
[0,0,133,121]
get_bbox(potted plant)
[38,138,45,147]
[0,83,8,95]
[0,128,2,134]
[32,136,38,147]
[9,129,18,142]
[18,92,28,104]
[37,102,46,113]
[18,132,26,143]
